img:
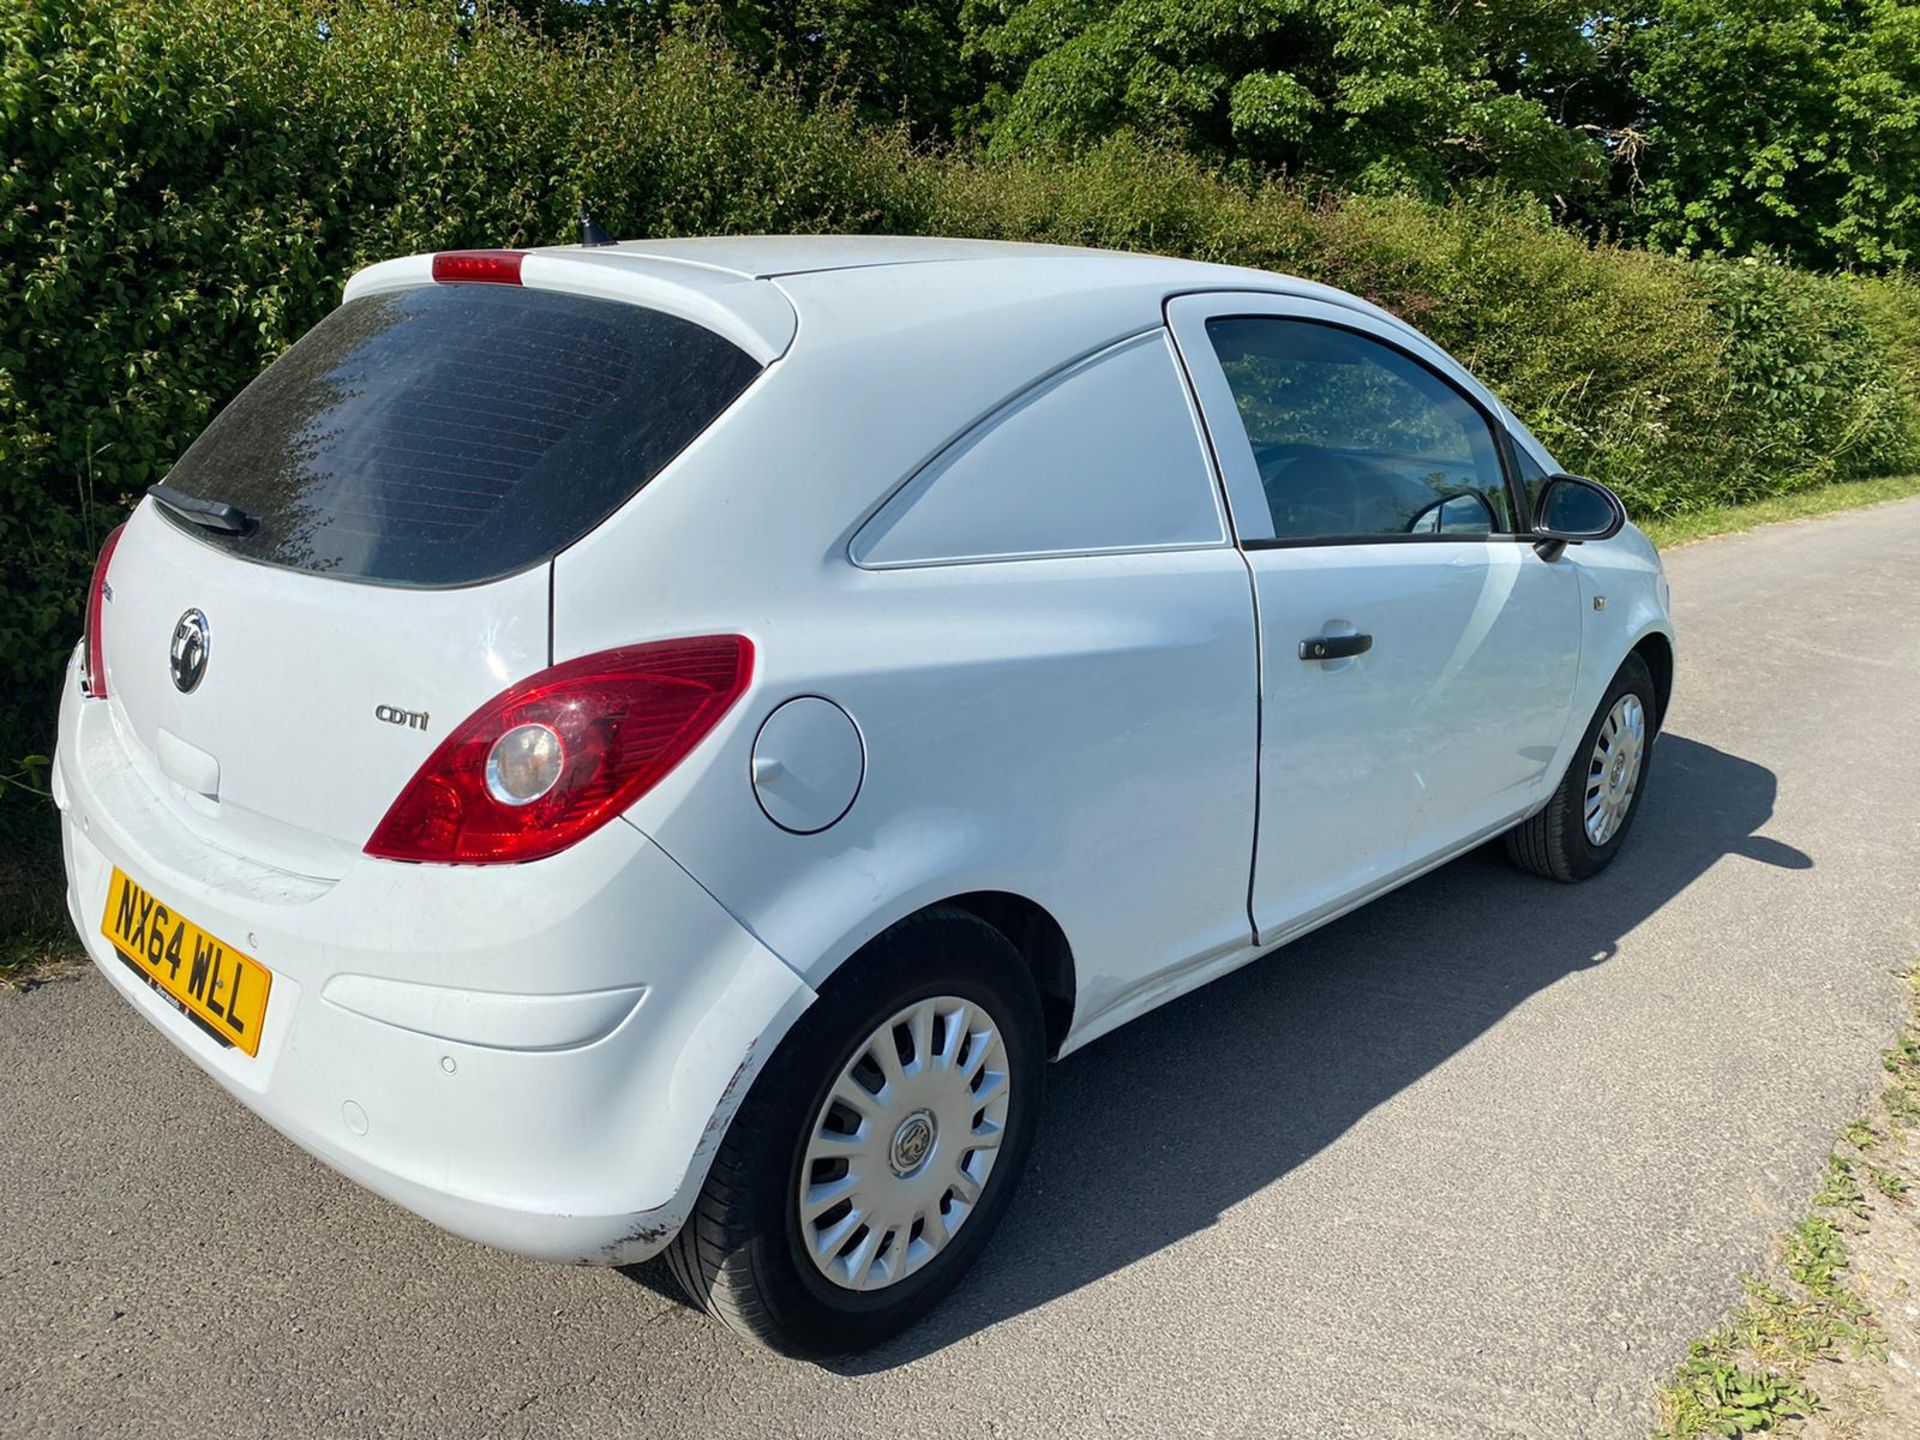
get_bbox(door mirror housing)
[1532,474,1626,557]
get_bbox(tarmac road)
[5,500,1920,1439]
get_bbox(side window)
[1204,318,1512,542]
[1511,442,1551,525]
[852,331,1225,567]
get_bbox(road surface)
[6,500,1920,1439]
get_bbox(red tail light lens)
[431,250,525,285]
[80,523,127,699]
[364,636,753,864]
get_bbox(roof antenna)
[578,207,615,248]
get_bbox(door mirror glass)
[1407,491,1497,535]
[1532,474,1625,542]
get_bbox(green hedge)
[4,0,1919,768]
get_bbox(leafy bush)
[1852,273,1920,431]
[1624,0,1920,271]
[924,140,1920,516]
[957,0,1606,205]
[0,0,918,762]
[3,0,1919,772]
[1694,257,1920,501]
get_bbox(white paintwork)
[56,235,1673,1268]
[601,233,1120,276]
[153,726,219,799]
[56,653,813,1261]
[318,974,649,1052]
[101,503,550,878]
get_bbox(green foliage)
[496,0,1920,271]
[1884,1018,1920,1126]
[1653,1202,1869,1435]
[1813,1153,1868,1216]
[3,0,1920,779]
[1841,1117,1879,1150]
[1694,256,1920,501]
[1866,1162,1909,1199]
[1625,0,1920,270]
[927,138,1920,519]
[956,0,1603,205]
[0,0,917,764]
[496,1,977,137]
[1853,273,1920,424]
[1656,964,1920,1438]
[1659,1350,1809,1437]
[668,0,975,137]
[1639,473,1920,549]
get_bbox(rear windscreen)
[155,284,764,585]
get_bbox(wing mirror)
[1532,474,1626,559]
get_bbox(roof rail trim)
[1160,282,1424,348]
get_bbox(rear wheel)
[665,906,1045,1358]
[1505,652,1657,882]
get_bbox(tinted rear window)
[156,285,763,585]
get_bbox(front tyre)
[665,906,1045,1358]
[1504,652,1658,882]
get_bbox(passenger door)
[1167,294,1583,944]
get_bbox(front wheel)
[1505,652,1657,882]
[664,906,1045,1358]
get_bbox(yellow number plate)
[102,868,272,1057]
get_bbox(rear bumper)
[54,665,815,1264]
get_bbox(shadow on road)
[622,733,1808,1370]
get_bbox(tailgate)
[87,271,769,877]
[98,504,549,876]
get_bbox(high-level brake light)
[430,250,526,285]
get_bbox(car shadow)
[620,733,1808,1370]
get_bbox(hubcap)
[797,995,1012,1292]
[1584,692,1646,846]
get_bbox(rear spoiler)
[343,248,797,364]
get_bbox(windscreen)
[154,284,763,585]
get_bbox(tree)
[666,0,978,135]
[489,0,976,135]
[957,0,1608,206]
[1622,0,1920,268]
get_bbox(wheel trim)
[798,995,1012,1292]
[1583,692,1646,846]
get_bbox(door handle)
[1299,633,1373,661]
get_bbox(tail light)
[364,636,753,864]
[80,523,127,699]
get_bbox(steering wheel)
[1406,488,1498,535]
[1259,449,1427,538]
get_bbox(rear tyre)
[664,906,1045,1359]
[1504,652,1657,882]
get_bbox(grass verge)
[1642,475,1920,550]
[1654,966,1920,1437]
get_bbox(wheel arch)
[821,890,1079,1060]
[939,891,1077,1059]
[1631,629,1674,730]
